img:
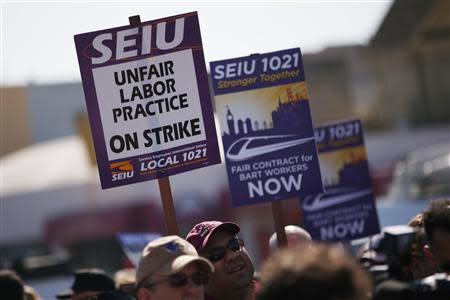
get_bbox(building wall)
[302,46,382,128]
[369,48,421,128]
[0,87,31,157]
[345,48,380,127]
[304,56,354,125]
[413,47,450,125]
[26,82,86,143]
[412,0,450,125]
[373,44,450,129]
[369,0,450,128]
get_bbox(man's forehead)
[154,261,199,278]
[182,261,201,272]
[204,230,234,250]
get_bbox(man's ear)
[137,287,151,300]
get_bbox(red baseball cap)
[186,221,240,253]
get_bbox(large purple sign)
[302,119,381,242]
[211,48,323,206]
[74,12,220,189]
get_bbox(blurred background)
[1,0,449,298]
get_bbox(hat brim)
[56,289,73,299]
[158,255,214,276]
[200,222,240,252]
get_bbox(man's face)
[200,230,254,294]
[430,229,450,272]
[137,262,205,300]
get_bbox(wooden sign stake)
[271,201,287,248]
[128,15,179,235]
[158,176,179,235]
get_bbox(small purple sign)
[302,119,381,242]
[117,232,161,266]
[74,12,220,189]
[211,48,323,207]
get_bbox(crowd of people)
[1,199,449,300]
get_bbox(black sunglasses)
[144,271,209,289]
[207,237,244,262]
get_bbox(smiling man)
[186,221,258,300]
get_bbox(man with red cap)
[186,221,258,300]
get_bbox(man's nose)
[184,280,204,297]
[224,247,240,263]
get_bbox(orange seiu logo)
[111,161,134,181]
[110,160,134,173]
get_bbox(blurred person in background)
[25,285,42,300]
[268,225,312,254]
[257,244,372,300]
[0,269,26,300]
[407,213,437,279]
[371,201,450,300]
[135,235,213,300]
[423,199,450,273]
[356,233,386,274]
[408,212,424,227]
[186,221,258,300]
[56,268,116,300]
[114,268,136,298]
[359,214,436,283]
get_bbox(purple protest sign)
[74,12,220,189]
[302,119,381,242]
[211,48,323,206]
[117,232,161,266]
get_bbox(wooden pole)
[128,15,179,235]
[271,201,287,248]
[158,176,179,235]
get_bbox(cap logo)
[166,241,182,252]
[199,224,210,237]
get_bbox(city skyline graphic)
[319,146,369,188]
[217,82,309,137]
[221,84,311,140]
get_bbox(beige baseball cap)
[136,235,214,287]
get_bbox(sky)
[1,0,393,86]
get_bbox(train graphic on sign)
[226,135,315,162]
